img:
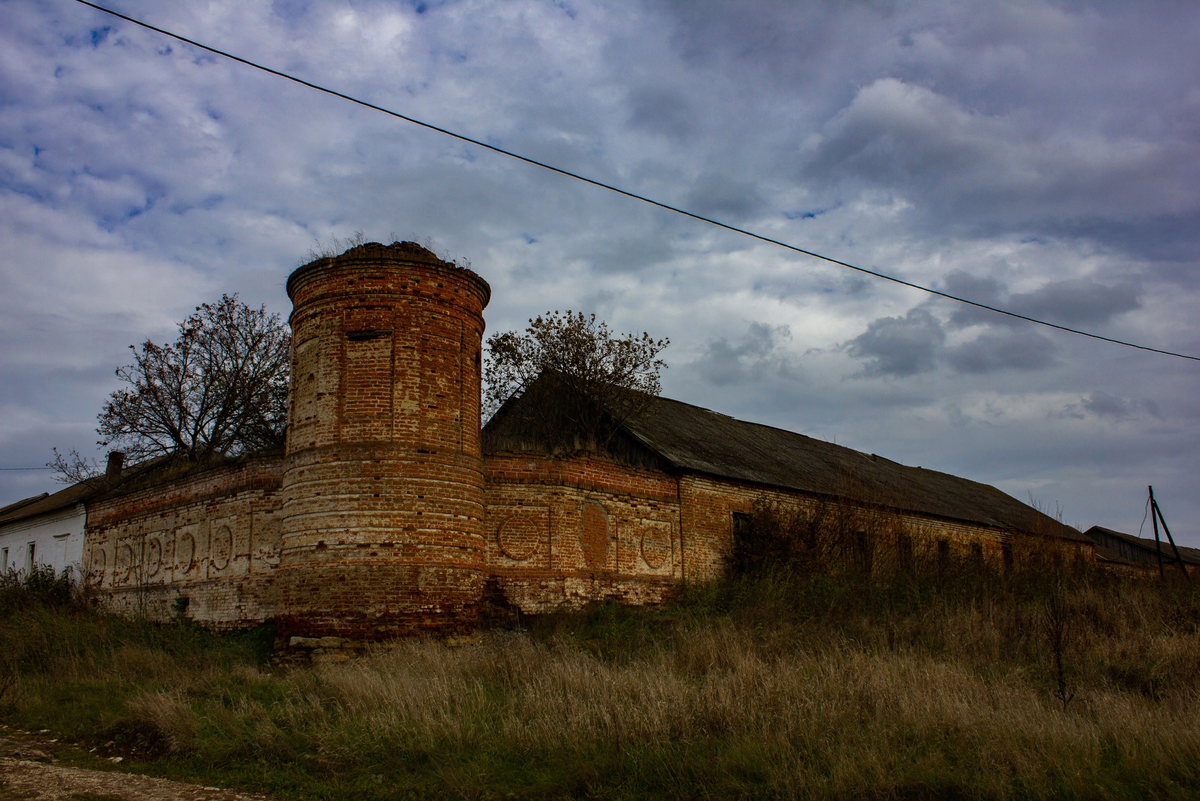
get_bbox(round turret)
[277,241,490,638]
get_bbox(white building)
[0,483,92,578]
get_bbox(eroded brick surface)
[81,242,1093,639]
[277,244,491,639]
[483,453,683,612]
[85,453,284,629]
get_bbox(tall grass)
[3,561,1200,798]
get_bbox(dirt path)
[0,734,271,801]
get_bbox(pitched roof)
[0,454,173,528]
[0,493,49,518]
[0,482,93,526]
[485,386,1087,541]
[1092,544,1134,565]
[1083,525,1200,566]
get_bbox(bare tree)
[484,311,668,451]
[47,448,102,485]
[96,294,290,464]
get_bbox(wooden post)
[1150,486,1165,579]
[1149,486,1189,579]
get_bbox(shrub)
[0,564,81,613]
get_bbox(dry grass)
[4,563,1200,798]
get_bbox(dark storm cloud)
[943,271,1141,330]
[942,271,1005,328]
[684,172,765,220]
[1075,392,1163,423]
[627,87,697,140]
[804,79,989,193]
[1054,212,1200,265]
[1008,280,1141,327]
[945,329,1057,374]
[844,308,944,377]
[800,72,1200,258]
[694,322,794,386]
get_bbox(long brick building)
[8,241,1094,640]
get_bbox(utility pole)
[1149,486,1189,580]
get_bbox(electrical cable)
[73,0,1200,363]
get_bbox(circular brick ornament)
[497,516,537,561]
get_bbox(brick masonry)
[85,453,283,630]
[82,242,1094,635]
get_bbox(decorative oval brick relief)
[497,515,537,561]
[580,501,609,569]
[90,548,106,581]
[176,532,195,573]
[116,543,135,582]
[145,538,162,578]
[211,525,233,570]
[640,523,671,570]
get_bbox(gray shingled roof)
[486,386,1087,541]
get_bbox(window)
[1002,543,1014,572]
[26,542,36,572]
[937,539,951,571]
[896,533,913,573]
[854,530,873,573]
[2,547,8,572]
[732,512,753,539]
[970,541,984,566]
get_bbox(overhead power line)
[74,0,1200,363]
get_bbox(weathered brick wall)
[678,474,758,581]
[84,454,284,630]
[678,473,1092,579]
[277,242,492,639]
[483,453,682,611]
[79,240,1094,637]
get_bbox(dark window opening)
[347,329,392,342]
[1002,543,1014,572]
[897,533,913,573]
[937,539,951,571]
[854,530,872,573]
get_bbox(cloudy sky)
[2,0,1197,543]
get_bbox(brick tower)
[278,241,491,639]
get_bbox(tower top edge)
[286,241,491,306]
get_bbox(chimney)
[106,451,125,479]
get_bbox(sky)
[1,0,1198,544]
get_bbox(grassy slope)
[3,566,1200,800]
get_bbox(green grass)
[3,564,1200,799]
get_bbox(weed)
[4,565,1200,798]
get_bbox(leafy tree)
[484,311,668,451]
[94,294,290,464]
